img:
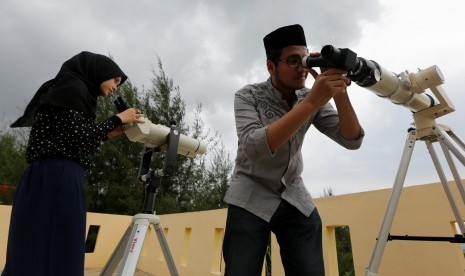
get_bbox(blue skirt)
[2,158,86,276]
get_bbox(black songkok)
[263,24,307,58]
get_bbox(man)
[222,24,364,276]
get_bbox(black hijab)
[11,51,127,127]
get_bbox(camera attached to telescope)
[302,45,382,88]
[303,45,359,71]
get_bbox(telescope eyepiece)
[302,45,358,71]
[321,45,341,61]
[114,96,131,112]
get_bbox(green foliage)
[143,60,231,214]
[0,58,233,215]
[87,58,232,215]
[86,81,145,214]
[335,226,355,276]
[323,191,355,276]
[0,126,27,204]
[265,235,272,276]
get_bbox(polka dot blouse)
[26,106,122,169]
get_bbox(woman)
[2,51,144,276]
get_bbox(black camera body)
[302,45,381,87]
[303,45,359,71]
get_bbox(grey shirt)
[224,78,364,222]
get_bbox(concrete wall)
[317,182,465,276]
[2,181,465,275]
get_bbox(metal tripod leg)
[100,223,133,275]
[366,125,465,276]
[433,125,465,233]
[365,129,417,276]
[100,213,179,276]
[425,140,465,233]
[152,216,179,276]
[434,125,465,166]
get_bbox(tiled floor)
[84,268,155,275]
[1,268,155,276]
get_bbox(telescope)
[104,97,201,276]
[114,96,207,158]
[302,45,451,114]
[302,46,465,276]
[124,118,207,158]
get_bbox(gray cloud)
[2,0,464,197]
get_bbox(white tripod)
[100,126,181,276]
[365,85,465,275]
[100,213,178,276]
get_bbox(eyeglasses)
[275,54,303,68]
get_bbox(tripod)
[365,85,465,275]
[100,125,180,276]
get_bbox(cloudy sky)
[1,0,465,198]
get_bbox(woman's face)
[100,77,122,96]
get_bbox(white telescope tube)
[124,117,207,158]
[351,58,444,113]
[365,65,437,112]
[365,66,444,112]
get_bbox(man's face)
[268,45,309,92]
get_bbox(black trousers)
[223,200,325,276]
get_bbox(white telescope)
[303,45,455,137]
[124,117,207,158]
[303,45,448,113]
[350,58,445,113]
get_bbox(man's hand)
[305,68,350,109]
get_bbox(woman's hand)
[103,109,145,142]
[107,125,126,139]
[116,108,145,124]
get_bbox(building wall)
[1,181,465,275]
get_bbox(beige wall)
[317,182,465,276]
[2,181,465,275]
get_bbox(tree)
[85,58,233,215]
[323,188,355,276]
[86,81,145,215]
[0,58,233,214]
[139,59,232,214]
[323,187,334,197]
[183,104,232,211]
[335,226,355,276]
[0,125,27,204]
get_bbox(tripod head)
[137,123,181,214]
